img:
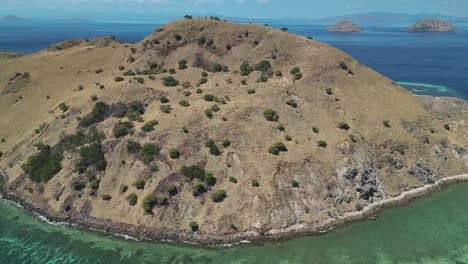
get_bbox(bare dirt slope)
[0,18,467,244]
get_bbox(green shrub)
[229,176,237,183]
[179,100,190,107]
[241,79,248,85]
[226,44,232,50]
[205,139,221,156]
[221,139,231,147]
[160,105,172,114]
[254,60,272,73]
[167,183,177,195]
[277,124,285,131]
[192,182,206,196]
[198,77,208,85]
[197,36,206,45]
[280,27,288,32]
[290,67,301,75]
[293,72,302,80]
[161,76,179,87]
[126,193,138,206]
[148,75,155,80]
[210,104,220,112]
[196,88,203,94]
[183,91,191,97]
[211,190,227,202]
[312,126,319,133]
[134,179,145,190]
[169,68,176,74]
[189,221,199,231]
[159,96,169,103]
[263,109,279,122]
[201,71,208,77]
[317,140,327,148]
[383,120,391,128]
[140,143,160,163]
[141,120,158,132]
[291,180,299,188]
[258,74,268,82]
[178,60,188,70]
[114,77,124,82]
[268,142,287,155]
[211,63,223,72]
[123,70,135,76]
[134,77,145,84]
[444,124,450,130]
[286,99,297,108]
[89,179,100,190]
[247,89,256,94]
[339,61,348,70]
[102,194,112,201]
[338,122,350,130]
[113,121,133,138]
[130,47,137,53]
[180,165,206,181]
[184,14,192,19]
[127,56,135,63]
[204,172,217,186]
[22,144,63,183]
[142,194,158,212]
[79,101,110,128]
[251,179,260,187]
[119,66,125,71]
[204,109,213,119]
[95,69,103,74]
[204,94,215,101]
[169,149,180,159]
[285,134,292,141]
[58,103,70,113]
[127,140,142,154]
[275,70,283,77]
[326,88,333,95]
[76,143,107,173]
[240,63,253,76]
[71,179,86,191]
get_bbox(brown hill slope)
[0,18,467,244]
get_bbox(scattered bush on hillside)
[268,142,287,155]
[247,89,256,94]
[178,59,188,70]
[211,190,227,202]
[280,27,288,32]
[291,180,299,188]
[79,101,110,128]
[229,176,238,183]
[339,61,348,70]
[444,124,450,130]
[113,121,134,138]
[180,165,205,181]
[114,77,124,82]
[21,144,63,183]
[127,140,142,154]
[71,179,86,191]
[312,126,319,133]
[160,105,172,114]
[134,179,145,190]
[169,149,180,159]
[290,67,302,80]
[192,182,206,196]
[240,63,254,76]
[205,139,221,156]
[140,143,160,164]
[189,221,199,231]
[338,122,350,130]
[141,120,158,132]
[204,109,213,119]
[383,120,391,128]
[251,179,260,187]
[58,103,70,113]
[159,96,169,103]
[126,193,138,206]
[263,109,279,122]
[286,99,298,108]
[221,139,231,147]
[317,140,327,148]
[179,100,190,107]
[161,76,179,87]
[142,194,158,212]
[75,143,107,173]
[102,194,112,201]
[326,88,333,95]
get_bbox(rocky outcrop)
[326,21,363,32]
[406,19,456,32]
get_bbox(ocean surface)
[0,19,468,263]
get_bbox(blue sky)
[2,0,467,21]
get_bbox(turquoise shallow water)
[2,182,468,263]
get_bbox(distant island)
[0,15,29,21]
[326,21,363,32]
[321,12,465,22]
[406,19,456,32]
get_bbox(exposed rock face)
[326,21,363,32]
[406,19,456,32]
[0,19,466,244]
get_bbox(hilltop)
[0,18,467,244]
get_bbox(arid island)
[406,19,456,32]
[0,18,467,245]
[326,20,363,32]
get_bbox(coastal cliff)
[0,18,467,244]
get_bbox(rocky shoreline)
[1,169,467,247]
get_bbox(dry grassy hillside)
[0,18,467,243]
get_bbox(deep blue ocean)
[1,20,467,99]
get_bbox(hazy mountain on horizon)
[0,14,30,21]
